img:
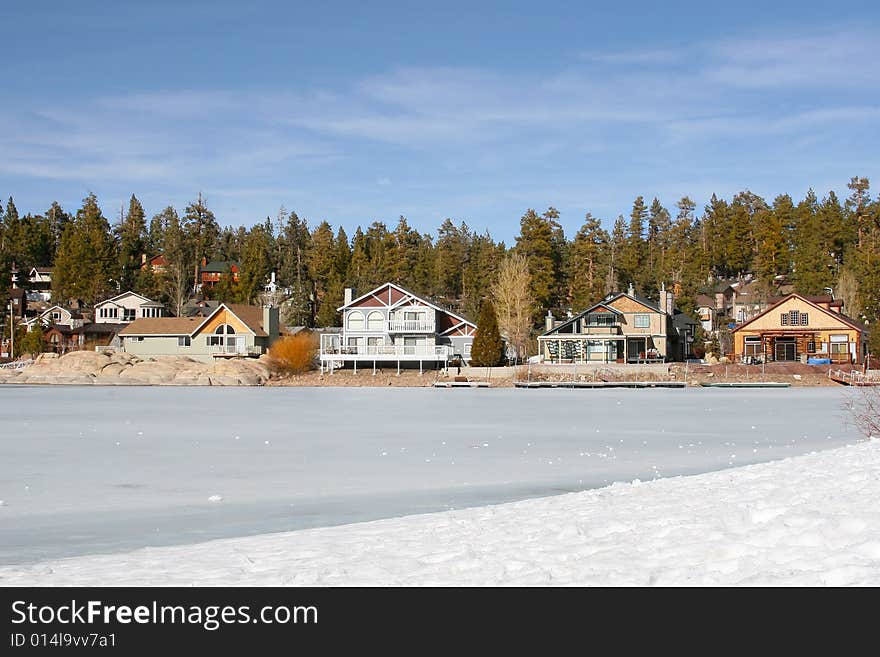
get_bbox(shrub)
[268,333,317,375]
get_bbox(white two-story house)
[94,291,166,323]
[319,283,477,373]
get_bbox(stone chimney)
[545,310,555,332]
[263,306,280,341]
[627,282,635,297]
[344,288,354,306]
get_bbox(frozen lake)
[0,385,862,564]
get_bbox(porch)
[319,334,453,373]
[741,332,854,364]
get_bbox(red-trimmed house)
[319,283,477,373]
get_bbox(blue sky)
[3,0,879,242]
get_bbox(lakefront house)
[319,283,477,373]
[732,293,868,365]
[538,283,694,363]
[119,303,280,363]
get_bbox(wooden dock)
[699,382,791,388]
[514,381,686,389]
[434,381,492,388]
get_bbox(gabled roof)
[95,291,153,307]
[339,282,476,328]
[541,302,623,336]
[605,291,663,314]
[200,261,240,273]
[732,293,866,334]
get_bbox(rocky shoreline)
[0,351,273,386]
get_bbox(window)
[789,310,799,325]
[367,312,384,330]
[780,313,789,326]
[586,314,615,327]
[807,340,816,353]
[52,312,61,321]
[800,313,809,326]
[127,336,144,343]
[744,336,762,356]
[178,336,191,347]
[123,309,136,321]
[464,343,472,356]
[404,311,421,321]
[634,314,650,328]
[367,337,384,347]
[347,311,364,331]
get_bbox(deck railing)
[321,344,452,358]
[387,319,436,332]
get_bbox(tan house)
[732,294,868,364]
[538,284,692,363]
[120,303,280,363]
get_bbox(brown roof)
[732,293,867,334]
[119,317,203,336]
[224,304,268,337]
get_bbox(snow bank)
[2,440,878,586]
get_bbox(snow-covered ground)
[0,386,864,568]
[1,440,877,586]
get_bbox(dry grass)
[268,333,317,376]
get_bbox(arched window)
[367,311,384,331]
[215,324,236,335]
[209,324,236,347]
[347,311,364,331]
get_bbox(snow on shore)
[2,440,878,586]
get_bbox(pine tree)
[470,299,504,366]
[159,207,192,315]
[116,194,147,291]
[435,218,465,301]
[618,197,648,292]
[183,193,220,289]
[515,207,564,321]
[53,193,117,305]
[238,224,273,303]
[568,212,609,309]
[791,190,831,294]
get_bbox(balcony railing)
[387,319,436,332]
[209,341,263,356]
[321,344,452,358]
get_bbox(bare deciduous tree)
[493,253,533,362]
[850,387,880,438]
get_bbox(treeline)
[1,177,879,350]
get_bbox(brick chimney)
[344,288,354,306]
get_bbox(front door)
[774,339,796,361]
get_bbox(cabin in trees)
[140,254,167,273]
[319,283,477,373]
[732,294,868,365]
[538,284,694,363]
[94,291,166,323]
[119,303,280,363]
[199,260,240,290]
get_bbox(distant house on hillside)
[119,303,280,363]
[94,291,166,323]
[319,283,477,373]
[199,260,240,291]
[732,293,868,364]
[11,265,53,302]
[539,283,693,363]
[140,254,168,273]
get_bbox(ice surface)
[0,385,862,565]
